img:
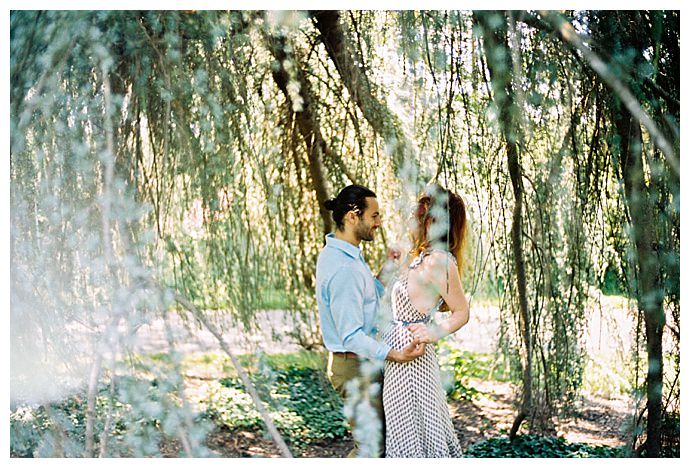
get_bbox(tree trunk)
[309,10,422,183]
[474,11,532,441]
[516,10,673,455]
[613,105,665,457]
[264,30,333,235]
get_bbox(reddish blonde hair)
[410,184,468,277]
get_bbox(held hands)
[400,338,426,361]
[386,246,402,261]
[378,246,403,287]
[407,323,437,344]
[388,337,426,363]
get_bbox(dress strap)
[408,252,426,270]
[409,249,457,269]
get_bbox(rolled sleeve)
[374,278,385,298]
[330,267,391,361]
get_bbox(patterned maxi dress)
[382,250,462,458]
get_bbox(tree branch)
[263,28,334,234]
[173,293,293,458]
[310,10,424,187]
[533,10,679,176]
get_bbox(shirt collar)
[325,233,363,260]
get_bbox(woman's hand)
[386,247,402,261]
[407,323,437,344]
[378,246,403,287]
[387,338,426,362]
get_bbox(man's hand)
[407,323,438,344]
[386,338,426,363]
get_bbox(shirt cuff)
[374,342,392,362]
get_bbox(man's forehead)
[365,196,379,213]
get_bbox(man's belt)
[331,351,359,359]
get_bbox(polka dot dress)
[382,251,462,458]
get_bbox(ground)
[134,308,635,458]
[163,372,632,458]
[449,378,632,449]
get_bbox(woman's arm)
[376,247,405,287]
[408,251,470,343]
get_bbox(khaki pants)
[326,352,385,458]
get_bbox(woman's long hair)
[410,184,468,277]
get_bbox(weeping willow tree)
[584,11,679,456]
[10,10,426,457]
[467,10,679,453]
[10,9,679,458]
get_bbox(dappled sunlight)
[10,9,679,458]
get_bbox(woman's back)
[405,249,457,315]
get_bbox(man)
[315,185,425,457]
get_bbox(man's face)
[354,197,382,242]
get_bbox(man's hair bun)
[325,185,377,230]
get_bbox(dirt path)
[174,370,632,458]
[130,310,304,355]
[142,305,635,457]
[131,306,503,356]
[131,298,641,357]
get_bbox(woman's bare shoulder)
[421,250,457,282]
[425,249,457,267]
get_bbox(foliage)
[581,353,633,399]
[11,349,643,458]
[9,9,680,457]
[656,412,680,458]
[256,289,291,311]
[464,435,625,458]
[438,344,511,401]
[10,376,212,457]
[203,364,348,453]
[601,264,628,297]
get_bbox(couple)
[315,184,470,458]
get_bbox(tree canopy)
[10,10,679,457]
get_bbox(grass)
[11,348,637,458]
[179,349,326,377]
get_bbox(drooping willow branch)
[537,10,679,177]
[474,10,532,440]
[172,292,294,458]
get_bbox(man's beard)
[356,222,375,242]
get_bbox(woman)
[382,184,471,458]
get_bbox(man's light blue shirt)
[316,233,392,362]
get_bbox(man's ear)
[344,210,356,226]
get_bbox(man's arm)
[330,266,425,363]
[330,266,392,361]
